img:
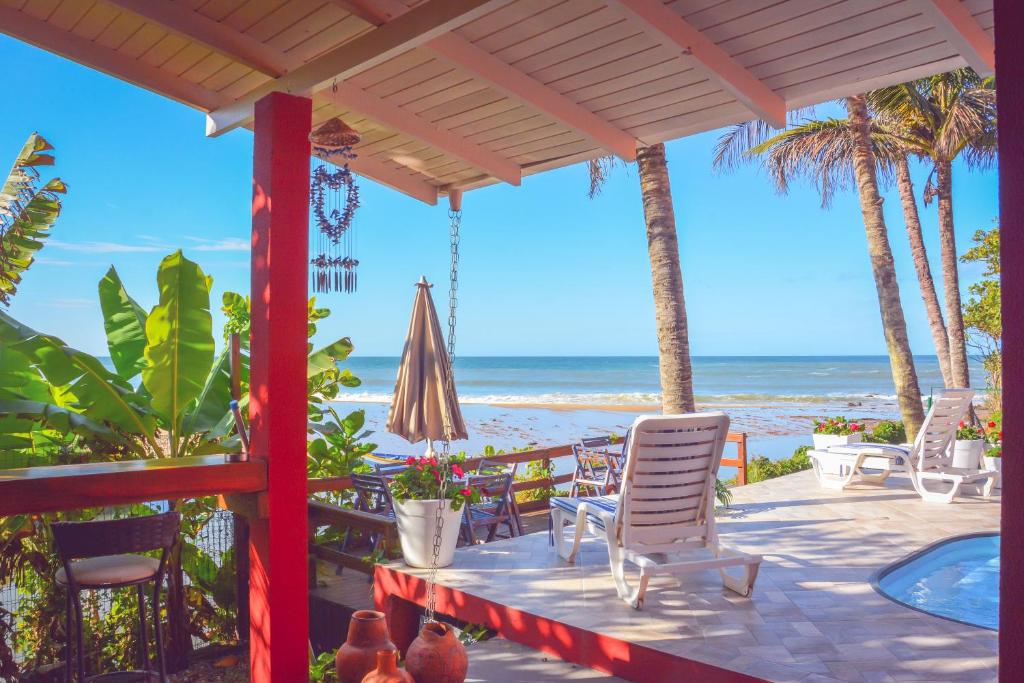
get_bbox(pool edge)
[869,531,1000,632]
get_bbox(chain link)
[423,207,461,623]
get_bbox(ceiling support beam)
[327,0,638,161]
[207,0,508,136]
[604,0,787,129]
[325,83,520,184]
[918,0,995,76]
[103,0,288,77]
[0,5,227,111]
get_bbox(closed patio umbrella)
[387,277,467,449]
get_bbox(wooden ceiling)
[0,0,995,205]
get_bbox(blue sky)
[1,35,999,358]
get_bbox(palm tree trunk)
[846,96,925,438]
[895,155,953,387]
[636,143,695,414]
[935,159,971,388]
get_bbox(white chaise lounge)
[549,412,761,609]
[809,389,998,504]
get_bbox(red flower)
[433,471,442,482]
[451,464,464,478]
[850,424,860,432]
[460,487,472,497]
[405,456,416,466]
[959,421,966,429]
[988,421,997,428]
[416,463,424,471]
[429,456,438,466]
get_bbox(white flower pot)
[983,456,1002,490]
[393,499,464,568]
[953,439,985,470]
[812,433,862,450]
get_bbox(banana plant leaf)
[182,346,234,436]
[0,133,65,306]
[0,310,158,448]
[98,266,148,379]
[0,344,50,403]
[0,399,126,444]
[142,251,215,448]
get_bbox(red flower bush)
[389,454,479,510]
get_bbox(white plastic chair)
[550,412,761,609]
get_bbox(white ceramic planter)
[812,432,862,450]
[393,499,464,568]
[953,439,985,470]
[983,455,1002,490]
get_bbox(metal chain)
[424,206,461,623]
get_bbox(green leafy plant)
[309,406,377,506]
[457,623,492,646]
[865,420,906,445]
[813,417,863,436]
[0,133,66,307]
[956,421,984,440]
[309,649,338,683]
[715,479,733,507]
[962,226,1001,410]
[746,446,812,484]
[389,455,479,511]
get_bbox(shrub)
[864,420,906,444]
[746,446,812,484]
[812,416,864,436]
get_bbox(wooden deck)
[372,471,1000,682]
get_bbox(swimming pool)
[875,533,999,630]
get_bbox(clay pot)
[335,610,398,683]
[404,622,468,683]
[361,650,413,683]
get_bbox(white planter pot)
[953,439,985,470]
[812,433,862,450]
[393,499,464,568]
[983,456,1002,490]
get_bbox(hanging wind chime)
[309,117,362,293]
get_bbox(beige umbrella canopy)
[387,277,468,446]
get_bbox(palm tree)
[713,99,925,437]
[868,69,997,390]
[588,146,695,413]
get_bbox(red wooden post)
[996,2,1022,679]
[249,91,312,683]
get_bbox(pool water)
[876,534,999,630]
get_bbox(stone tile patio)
[392,470,1000,682]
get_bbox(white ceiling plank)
[327,152,439,205]
[103,0,292,77]
[325,82,520,184]
[0,4,227,111]
[918,0,994,76]
[331,0,638,161]
[604,0,787,128]
[207,0,512,137]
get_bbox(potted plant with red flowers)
[982,413,1002,488]
[389,455,479,568]
[953,421,986,469]
[812,416,864,449]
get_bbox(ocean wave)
[331,391,916,407]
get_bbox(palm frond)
[711,120,781,171]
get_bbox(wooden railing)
[306,433,748,575]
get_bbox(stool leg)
[64,591,73,683]
[137,584,150,673]
[71,591,85,683]
[152,582,168,683]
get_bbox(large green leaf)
[142,251,214,450]
[0,344,50,403]
[308,337,353,378]
[182,346,234,436]
[98,266,149,379]
[0,134,65,306]
[0,310,158,450]
[0,399,125,445]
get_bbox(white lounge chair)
[809,389,998,504]
[549,412,761,609]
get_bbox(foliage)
[457,623,492,646]
[308,406,376,505]
[715,478,732,507]
[962,226,1001,406]
[746,447,812,484]
[515,458,559,503]
[389,454,479,511]
[0,133,66,307]
[812,416,863,436]
[863,420,906,445]
[309,649,338,683]
[956,421,985,441]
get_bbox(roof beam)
[103,0,289,77]
[330,0,637,161]
[604,0,787,129]
[918,0,995,76]
[328,152,439,205]
[207,0,509,136]
[325,83,520,184]
[0,5,227,111]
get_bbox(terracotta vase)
[361,650,413,683]
[404,622,468,683]
[335,610,398,683]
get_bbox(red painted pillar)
[997,2,1022,680]
[249,91,312,683]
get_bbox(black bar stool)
[51,511,180,682]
